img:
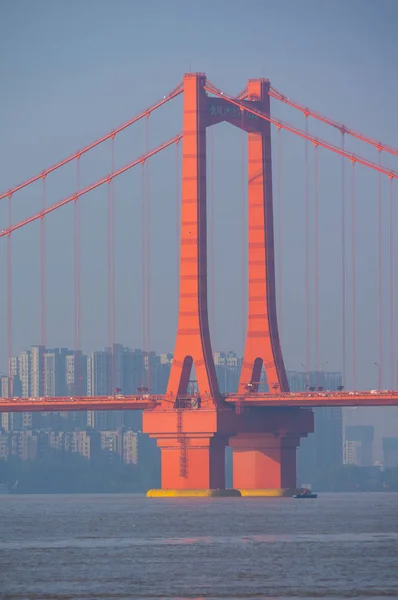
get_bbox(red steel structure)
[1,72,398,494]
[143,73,304,491]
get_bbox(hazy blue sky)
[0,0,397,431]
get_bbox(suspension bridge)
[1,72,397,495]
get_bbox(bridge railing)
[226,390,398,398]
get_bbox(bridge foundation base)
[238,488,303,497]
[143,409,228,490]
[147,488,241,498]
[230,432,300,490]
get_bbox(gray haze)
[0,0,397,441]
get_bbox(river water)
[0,492,397,599]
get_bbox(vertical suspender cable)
[0,237,3,375]
[107,177,112,391]
[341,132,347,387]
[209,126,215,342]
[240,119,246,358]
[7,194,12,371]
[111,136,116,389]
[74,157,82,395]
[0,236,3,373]
[314,143,319,386]
[176,140,181,305]
[304,116,310,381]
[351,160,357,390]
[141,163,147,388]
[389,177,395,389]
[377,150,383,390]
[276,126,283,341]
[107,135,116,393]
[41,176,47,351]
[145,115,151,391]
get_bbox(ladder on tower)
[176,409,187,478]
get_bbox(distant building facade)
[292,370,343,485]
[214,351,242,393]
[344,425,374,466]
[382,437,398,468]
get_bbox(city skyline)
[2,341,396,462]
[1,3,398,396]
[1,3,397,598]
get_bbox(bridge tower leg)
[143,73,230,496]
[230,80,311,496]
[166,72,219,403]
[238,78,288,395]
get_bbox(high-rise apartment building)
[214,351,242,393]
[344,425,374,466]
[87,346,128,430]
[18,350,31,397]
[31,345,45,397]
[87,350,109,396]
[122,348,144,395]
[1,375,12,398]
[292,370,343,486]
[43,348,71,397]
[382,437,398,468]
[65,351,88,396]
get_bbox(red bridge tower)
[143,73,313,496]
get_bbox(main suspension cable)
[0,134,183,239]
[204,86,398,180]
[0,82,184,201]
[270,86,398,159]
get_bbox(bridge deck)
[0,396,160,412]
[224,391,398,407]
[0,391,398,412]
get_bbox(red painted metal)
[351,161,357,390]
[341,132,347,386]
[0,396,159,412]
[74,158,82,395]
[314,143,319,384]
[165,73,219,401]
[305,117,310,376]
[224,391,398,407]
[270,86,398,159]
[240,126,246,354]
[177,409,187,477]
[108,136,116,391]
[7,194,12,365]
[390,178,395,389]
[3,73,398,494]
[144,74,298,491]
[204,86,398,180]
[1,391,398,413]
[145,116,152,391]
[231,433,299,489]
[238,78,288,394]
[41,176,47,349]
[378,151,383,389]
[209,125,215,340]
[141,163,147,388]
[176,139,181,314]
[276,127,282,339]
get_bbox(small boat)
[293,489,317,499]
